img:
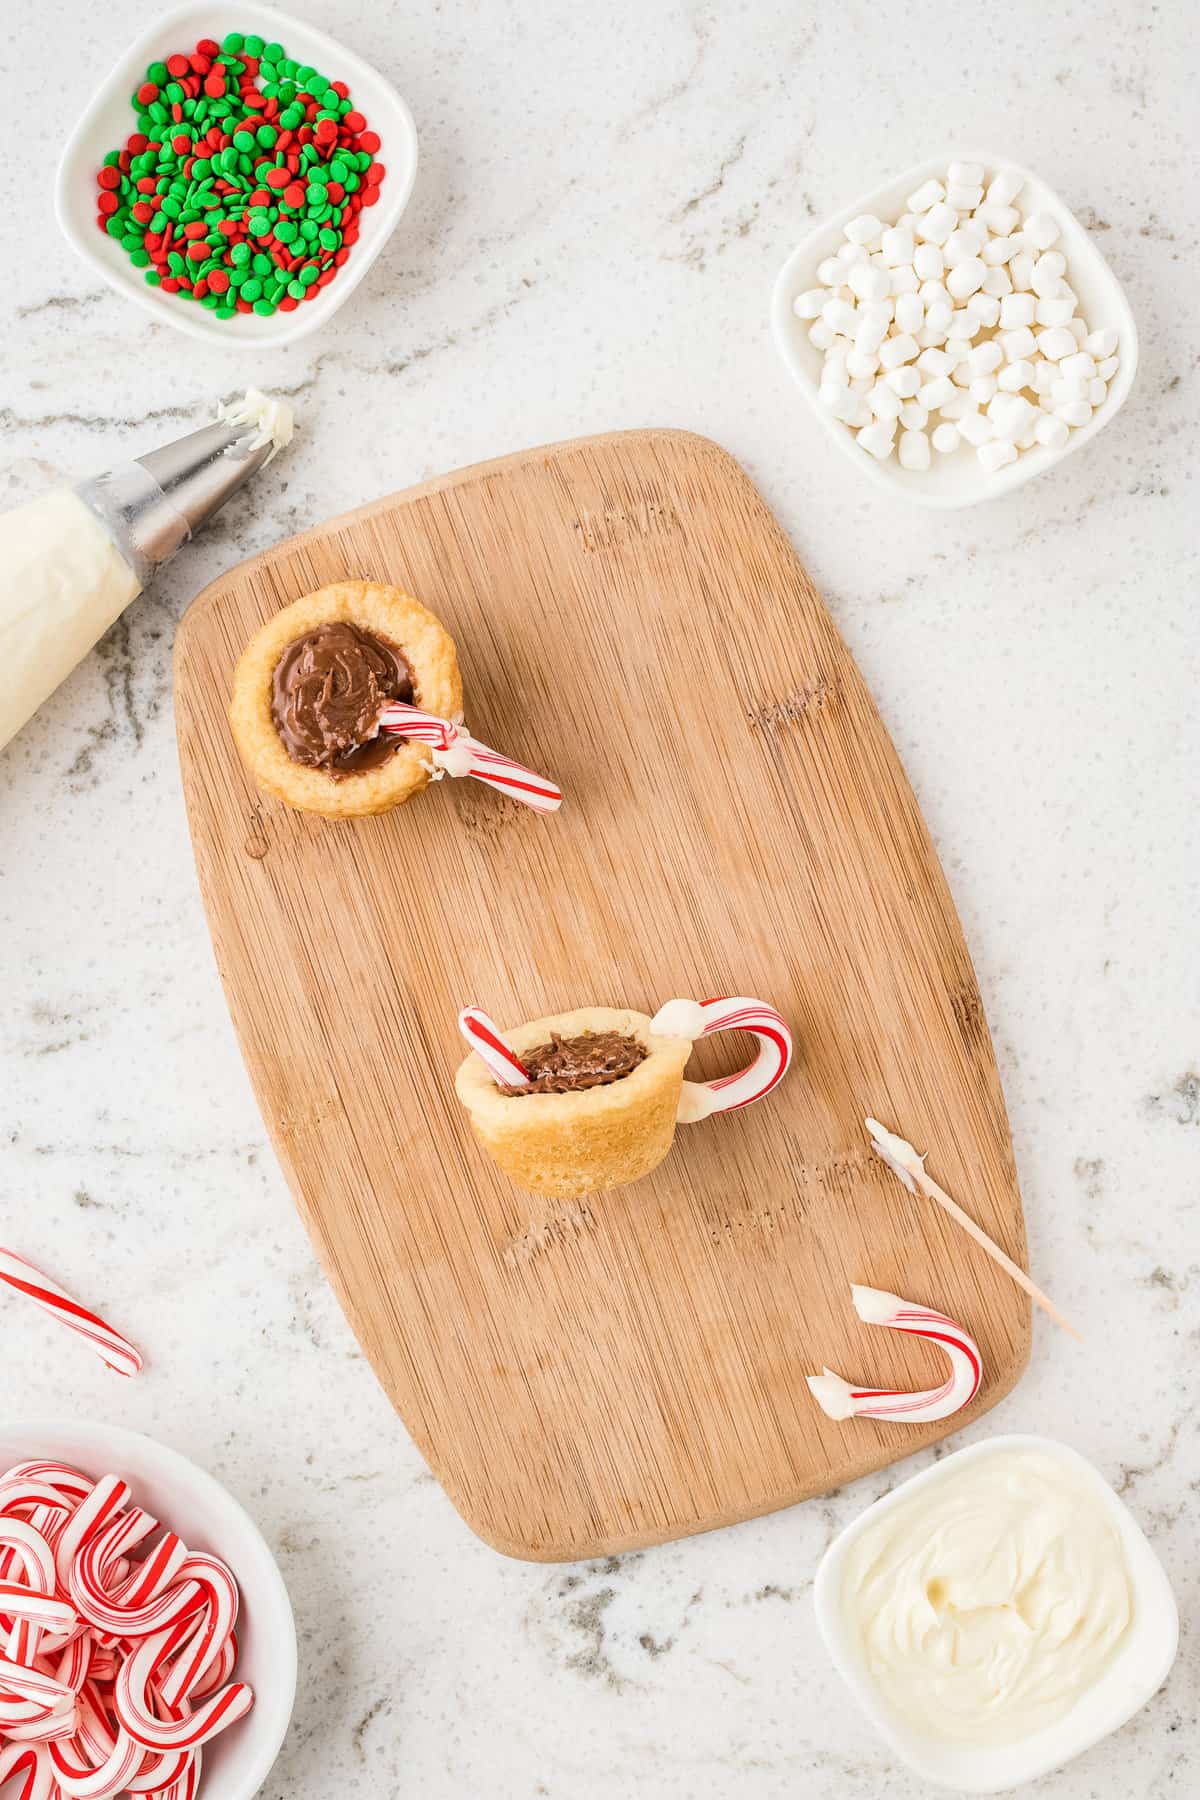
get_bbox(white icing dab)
[217,387,295,462]
[650,997,707,1041]
[864,1115,924,1194]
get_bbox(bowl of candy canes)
[0,1419,296,1800]
[771,153,1138,506]
[55,3,418,347]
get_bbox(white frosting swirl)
[842,1450,1133,1745]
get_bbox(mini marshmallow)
[957,410,992,445]
[894,291,925,334]
[968,291,1001,326]
[950,361,973,387]
[1088,377,1108,406]
[816,257,843,286]
[1031,253,1066,298]
[931,421,962,452]
[938,389,970,419]
[1097,354,1120,381]
[890,264,920,295]
[1023,211,1061,250]
[948,161,984,187]
[879,332,920,368]
[899,399,929,431]
[898,428,931,470]
[793,288,827,319]
[985,171,1023,207]
[1035,414,1070,450]
[846,347,881,379]
[917,375,955,409]
[946,255,987,299]
[1009,250,1036,290]
[907,178,946,212]
[919,313,951,346]
[979,202,1020,237]
[1032,360,1058,394]
[837,241,869,265]
[969,375,998,404]
[916,202,957,244]
[1056,399,1093,427]
[917,346,954,375]
[1050,374,1090,404]
[822,297,859,334]
[1035,292,1077,326]
[987,392,1036,439]
[1037,326,1077,361]
[1086,327,1119,358]
[846,261,892,303]
[919,280,952,309]
[947,313,979,340]
[809,319,837,349]
[944,227,984,266]
[977,438,1018,471]
[884,363,922,397]
[868,381,903,419]
[1060,350,1097,380]
[1067,316,1089,343]
[981,266,1013,297]
[967,339,1004,375]
[845,213,885,246]
[982,234,1021,265]
[1000,325,1037,362]
[855,314,890,353]
[880,225,915,266]
[856,421,896,460]
[913,242,945,281]
[998,359,1036,392]
[947,183,984,211]
[999,292,1037,328]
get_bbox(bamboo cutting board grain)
[175,429,1030,1560]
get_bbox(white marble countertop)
[2,1,1197,1793]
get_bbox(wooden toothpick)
[864,1118,1081,1342]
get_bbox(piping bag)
[0,389,294,754]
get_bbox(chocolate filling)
[271,621,416,779]
[512,1031,648,1095]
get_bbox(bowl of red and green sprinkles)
[56,5,417,346]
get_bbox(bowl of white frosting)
[814,1434,1178,1793]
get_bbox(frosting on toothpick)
[864,1115,925,1193]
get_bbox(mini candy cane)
[651,997,793,1122]
[458,1008,531,1090]
[807,1285,983,1423]
[0,1744,54,1800]
[0,1249,142,1378]
[377,701,562,813]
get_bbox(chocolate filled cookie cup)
[455,1007,694,1200]
[229,581,463,817]
[455,996,793,1199]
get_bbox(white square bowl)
[770,152,1138,507]
[813,1434,1178,1793]
[0,1417,297,1800]
[55,1,417,348]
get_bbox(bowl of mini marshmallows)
[771,153,1138,506]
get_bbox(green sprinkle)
[241,277,262,301]
[244,33,265,55]
[221,32,244,53]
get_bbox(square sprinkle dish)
[790,160,1122,477]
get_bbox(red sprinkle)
[137,82,159,105]
[283,182,305,208]
[265,167,290,190]
[343,111,366,132]
[97,166,121,190]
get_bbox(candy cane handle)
[651,997,792,1122]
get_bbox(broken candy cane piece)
[807,1284,983,1423]
[650,997,793,1122]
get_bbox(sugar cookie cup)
[455,996,793,1200]
[229,580,463,818]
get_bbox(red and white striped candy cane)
[0,1743,54,1800]
[0,1251,142,1379]
[806,1285,983,1424]
[114,1616,252,1753]
[378,702,562,814]
[48,1719,146,1799]
[651,996,793,1122]
[52,1478,131,1593]
[458,1008,531,1091]
[155,1555,240,1710]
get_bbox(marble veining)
[1,0,1197,1794]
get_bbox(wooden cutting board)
[175,429,1030,1560]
